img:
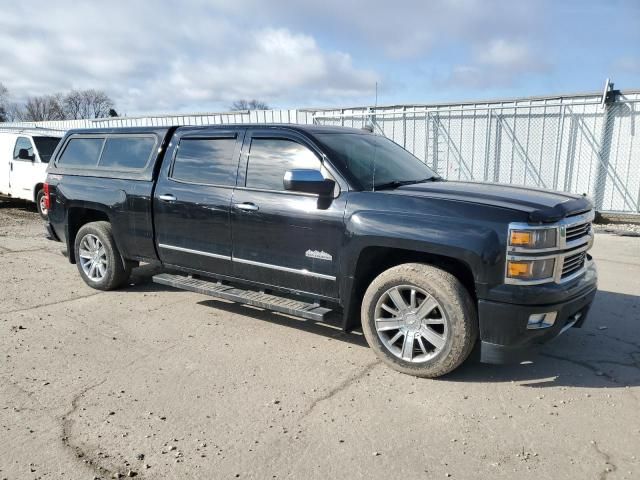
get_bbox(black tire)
[74,221,131,291]
[36,189,48,220]
[361,263,477,378]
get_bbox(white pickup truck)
[0,129,63,218]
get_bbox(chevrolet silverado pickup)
[44,125,597,377]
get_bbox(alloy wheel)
[374,285,449,363]
[78,234,108,281]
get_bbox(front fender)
[338,203,512,332]
[343,209,504,284]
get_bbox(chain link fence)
[2,90,639,214]
[310,91,640,214]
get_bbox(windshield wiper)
[374,177,440,190]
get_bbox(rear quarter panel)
[50,175,157,261]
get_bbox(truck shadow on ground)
[126,267,639,390]
[194,291,640,390]
[0,198,37,213]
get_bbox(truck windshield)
[314,133,439,191]
[33,136,61,163]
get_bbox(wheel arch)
[66,206,112,264]
[342,245,477,332]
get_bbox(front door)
[231,129,346,299]
[11,136,37,200]
[154,128,244,276]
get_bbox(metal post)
[432,113,439,175]
[484,109,492,181]
[493,113,502,182]
[594,102,616,210]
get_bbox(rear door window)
[58,137,104,167]
[245,138,321,191]
[32,136,61,163]
[99,136,156,169]
[171,137,238,186]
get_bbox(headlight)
[507,258,556,281]
[509,228,557,250]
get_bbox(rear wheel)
[74,221,131,290]
[361,263,477,378]
[36,189,47,219]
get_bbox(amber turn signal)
[507,261,530,278]
[510,231,532,246]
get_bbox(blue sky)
[1,0,638,115]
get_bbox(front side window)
[99,136,156,169]
[171,137,238,186]
[58,137,104,167]
[13,137,35,161]
[32,136,61,163]
[245,138,321,191]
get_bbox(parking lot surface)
[1,199,639,480]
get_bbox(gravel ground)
[593,223,640,236]
[1,199,639,480]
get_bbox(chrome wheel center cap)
[404,312,420,331]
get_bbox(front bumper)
[477,262,597,364]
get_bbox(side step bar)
[153,273,332,321]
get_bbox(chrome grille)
[562,251,587,278]
[566,222,591,243]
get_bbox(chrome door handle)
[159,194,177,202]
[235,202,259,211]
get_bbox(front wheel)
[74,221,131,290]
[361,263,478,378]
[36,189,48,219]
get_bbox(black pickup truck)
[44,124,597,377]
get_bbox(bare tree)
[0,86,117,122]
[83,89,114,118]
[4,103,22,122]
[62,90,84,119]
[21,94,65,121]
[0,82,8,122]
[62,89,115,119]
[230,99,270,111]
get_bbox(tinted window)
[314,133,438,190]
[59,137,104,167]
[13,137,35,161]
[99,136,156,169]
[32,136,61,163]
[246,138,321,191]
[171,137,238,185]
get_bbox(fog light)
[527,312,557,330]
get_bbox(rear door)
[230,129,346,299]
[154,127,244,276]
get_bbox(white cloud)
[477,40,536,69]
[445,39,549,89]
[613,57,640,74]
[0,2,377,114]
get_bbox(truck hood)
[389,180,593,223]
